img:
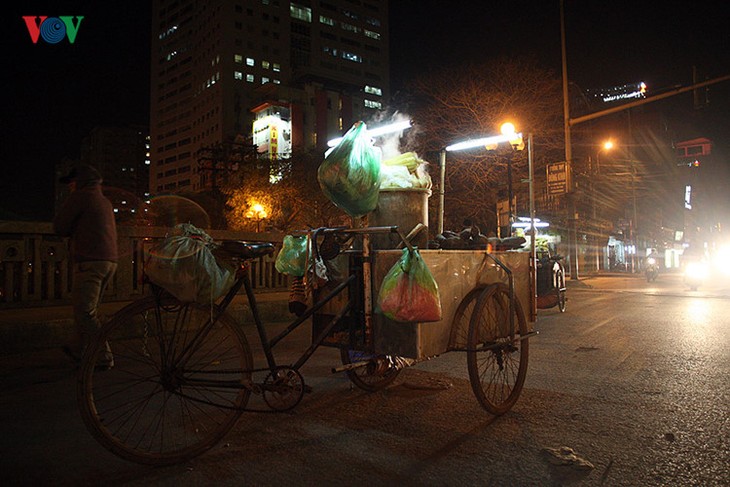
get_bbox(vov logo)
[22,16,84,44]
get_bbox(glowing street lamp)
[441,129,536,315]
[440,131,520,235]
[245,203,268,232]
[439,123,526,236]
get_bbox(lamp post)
[245,203,268,232]
[439,131,521,235]
[590,139,613,271]
[500,122,520,230]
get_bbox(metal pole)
[528,134,537,319]
[438,149,446,235]
[507,150,514,232]
[560,0,579,280]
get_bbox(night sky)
[3,1,730,220]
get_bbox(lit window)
[273,79,281,84]
[262,60,270,69]
[342,51,362,63]
[262,76,270,84]
[234,71,243,80]
[273,63,281,72]
[319,15,334,26]
[246,57,255,66]
[341,23,359,33]
[246,74,254,82]
[234,54,243,63]
[290,4,312,22]
[364,85,382,96]
[364,29,380,40]
[364,100,382,109]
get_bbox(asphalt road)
[1,272,728,486]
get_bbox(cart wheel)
[448,287,487,350]
[555,267,566,313]
[466,283,529,415]
[340,348,401,392]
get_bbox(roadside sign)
[547,162,568,195]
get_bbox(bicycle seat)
[217,241,275,260]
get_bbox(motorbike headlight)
[647,257,656,265]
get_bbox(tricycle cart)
[313,226,536,415]
[77,225,537,465]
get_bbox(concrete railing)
[0,221,288,308]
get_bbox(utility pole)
[560,0,580,280]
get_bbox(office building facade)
[150,0,389,194]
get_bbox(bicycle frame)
[172,225,413,385]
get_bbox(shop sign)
[547,162,568,195]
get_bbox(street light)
[500,122,523,232]
[245,203,268,232]
[589,139,614,271]
[439,131,520,235]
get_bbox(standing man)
[54,164,118,369]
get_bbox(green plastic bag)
[145,223,236,303]
[377,248,442,322]
[317,122,381,217]
[275,235,308,277]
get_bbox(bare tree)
[404,57,565,233]
[222,151,343,232]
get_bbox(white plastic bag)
[145,223,235,303]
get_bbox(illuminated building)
[585,81,647,104]
[150,0,389,193]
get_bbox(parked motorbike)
[684,260,709,291]
[645,257,659,282]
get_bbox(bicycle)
[77,226,532,465]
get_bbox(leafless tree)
[405,57,566,233]
[222,151,343,232]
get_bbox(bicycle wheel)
[340,347,401,392]
[555,266,566,313]
[78,295,253,465]
[466,283,529,415]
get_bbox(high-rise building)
[150,0,390,194]
[55,126,150,222]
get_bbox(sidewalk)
[0,291,290,356]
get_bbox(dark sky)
[3,1,730,220]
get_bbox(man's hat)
[59,165,103,184]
